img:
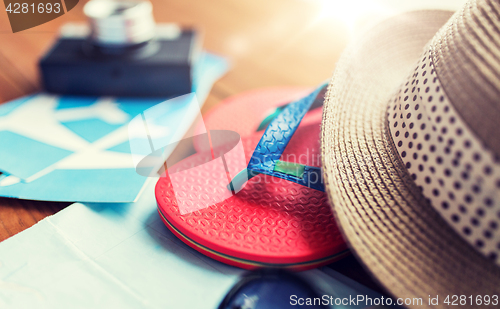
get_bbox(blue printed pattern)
[0,52,229,202]
[0,95,170,202]
[246,83,328,191]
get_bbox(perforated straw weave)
[321,2,500,308]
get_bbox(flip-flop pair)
[155,84,348,270]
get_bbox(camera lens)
[84,0,156,47]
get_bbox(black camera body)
[40,24,200,97]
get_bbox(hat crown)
[321,2,500,300]
[431,0,500,157]
[388,0,500,265]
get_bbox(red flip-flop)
[155,86,348,270]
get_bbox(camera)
[40,0,200,97]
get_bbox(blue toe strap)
[243,82,328,192]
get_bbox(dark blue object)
[39,28,200,97]
[219,270,327,309]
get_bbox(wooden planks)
[0,197,68,240]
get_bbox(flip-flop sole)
[156,89,348,270]
[195,87,324,168]
[194,87,312,152]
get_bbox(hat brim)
[321,10,500,306]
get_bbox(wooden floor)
[0,0,385,294]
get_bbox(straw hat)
[321,0,500,307]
